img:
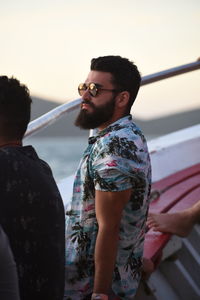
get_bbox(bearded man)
[64,56,151,300]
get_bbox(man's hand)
[91,293,108,300]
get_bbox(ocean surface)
[24,137,88,182]
[24,136,155,183]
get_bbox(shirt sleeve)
[91,136,145,192]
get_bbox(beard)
[75,96,116,129]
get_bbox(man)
[147,200,200,237]
[65,56,151,300]
[0,76,65,300]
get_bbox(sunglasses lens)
[78,83,86,96]
[78,83,98,97]
[89,83,97,97]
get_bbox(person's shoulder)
[22,146,55,177]
[0,148,13,161]
[109,120,144,140]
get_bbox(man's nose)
[82,88,92,101]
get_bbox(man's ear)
[116,91,130,108]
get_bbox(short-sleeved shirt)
[65,115,151,300]
[0,145,65,300]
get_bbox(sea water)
[24,137,88,182]
[24,135,154,183]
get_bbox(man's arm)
[93,188,131,296]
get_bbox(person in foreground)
[0,225,20,300]
[147,200,200,237]
[64,56,151,300]
[0,76,65,300]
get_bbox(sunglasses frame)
[78,82,119,97]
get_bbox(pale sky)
[1,0,200,119]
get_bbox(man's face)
[75,71,118,130]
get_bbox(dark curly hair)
[0,76,32,140]
[91,55,141,112]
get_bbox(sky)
[1,0,200,119]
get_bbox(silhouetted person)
[0,225,20,300]
[0,76,65,300]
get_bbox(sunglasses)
[78,82,118,97]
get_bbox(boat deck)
[139,163,200,300]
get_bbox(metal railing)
[25,58,200,138]
[141,58,200,86]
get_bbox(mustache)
[81,100,95,108]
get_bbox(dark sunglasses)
[78,82,118,97]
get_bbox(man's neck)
[0,140,22,148]
[98,113,129,131]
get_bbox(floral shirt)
[65,115,151,300]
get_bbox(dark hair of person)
[90,55,141,113]
[0,76,32,140]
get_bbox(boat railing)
[25,58,200,138]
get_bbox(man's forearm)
[93,227,119,294]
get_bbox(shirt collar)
[88,114,132,144]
